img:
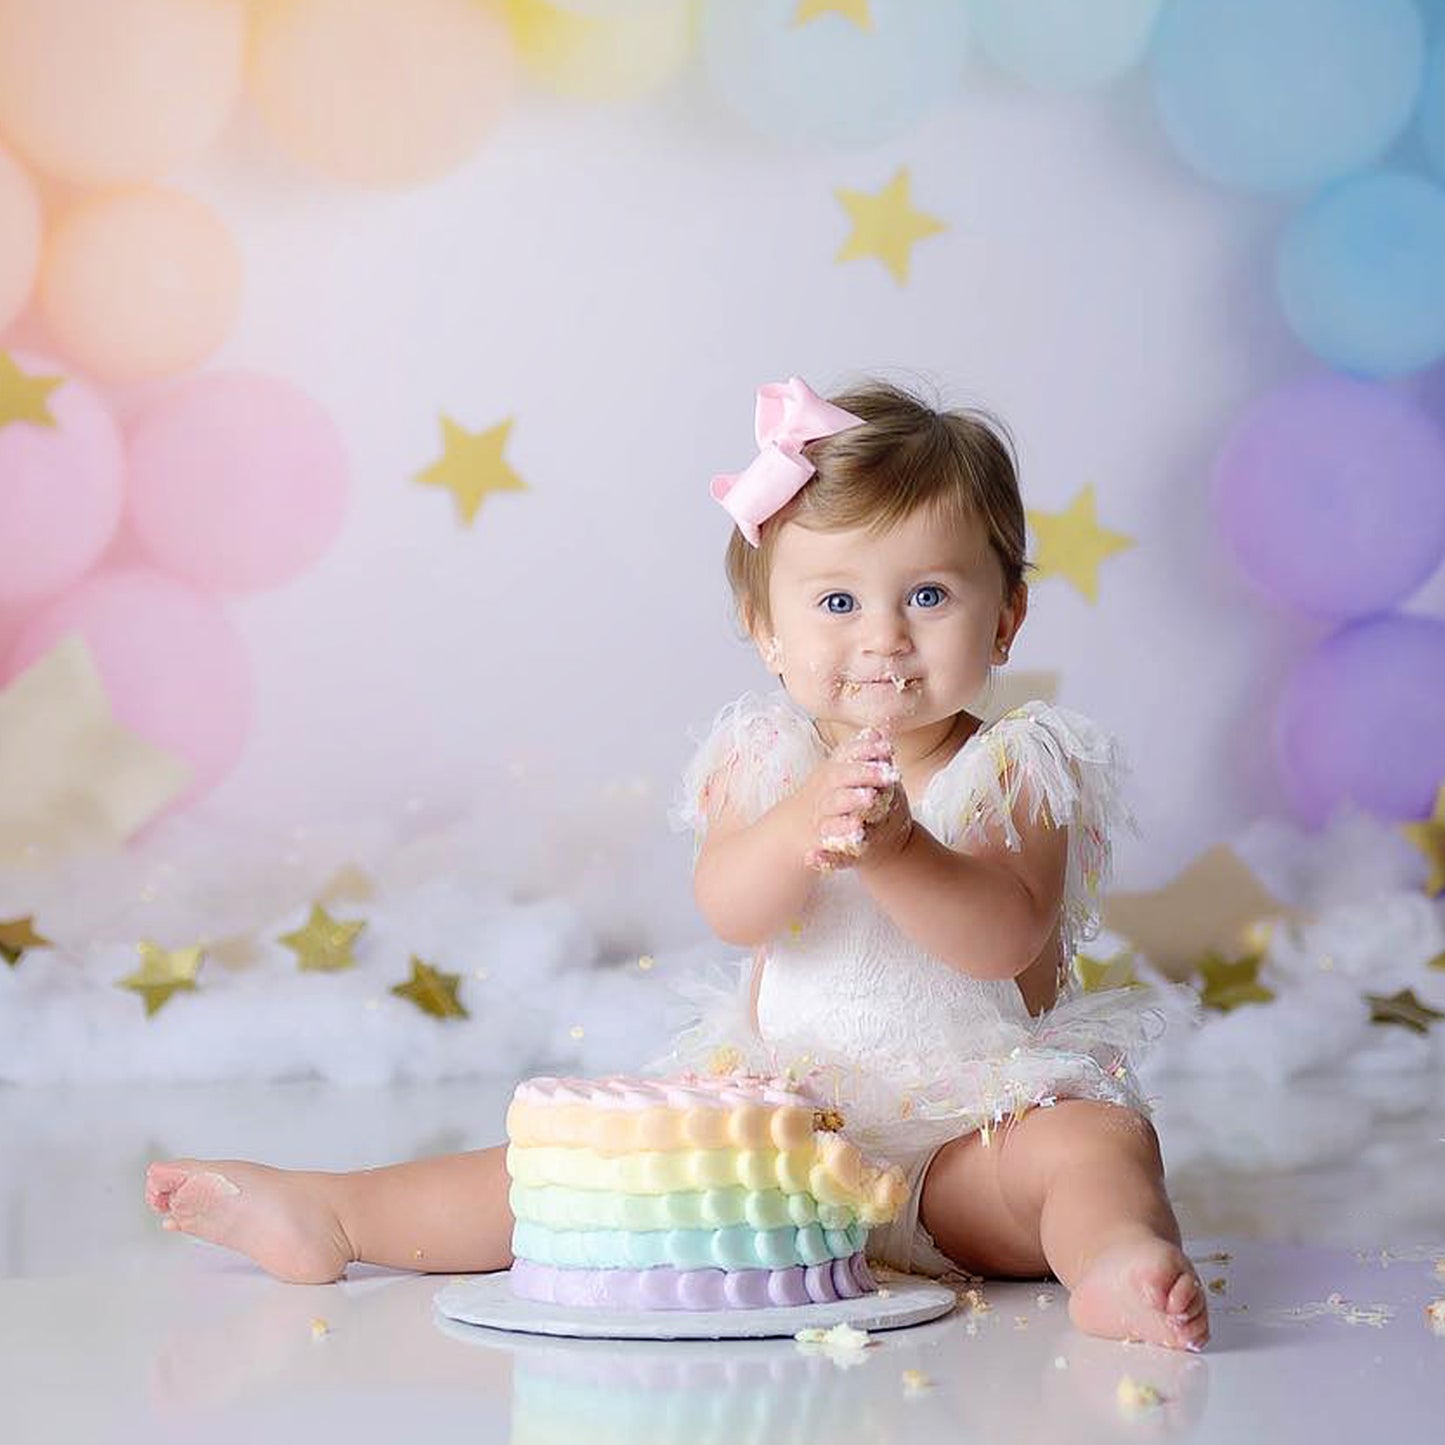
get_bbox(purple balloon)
[1212,375,1445,619]
[1276,614,1445,825]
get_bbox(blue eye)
[821,592,856,615]
[910,584,947,609]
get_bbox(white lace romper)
[657,690,1192,1277]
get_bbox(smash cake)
[504,1073,908,1311]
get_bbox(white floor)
[3,1079,1443,1443]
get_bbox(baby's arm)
[693,732,897,945]
[858,789,1068,981]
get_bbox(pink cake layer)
[513,1074,808,1111]
[508,1251,876,1312]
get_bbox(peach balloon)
[248,0,517,189]
[0,144,41,329]
[0,0,246,186]
[38,186,242,384]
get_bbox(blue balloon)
[1276,615,1445,826]
[1150,0,1424,193]
[1420,32,1445,183]
[700,0,970,148]
[973,0,1161,92]
[1276,170,1445,378]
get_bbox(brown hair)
[724,379,1030,633]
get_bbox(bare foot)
[1067,1234,1210,1352]
[146,1159,355,1285]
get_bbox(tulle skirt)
[645,955,1200,1163]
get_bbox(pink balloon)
[126,372,349,592]
[0,352,125,606]
[6,569,253,802]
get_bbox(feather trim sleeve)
[921,702,1135,960]
[671,691,821,847]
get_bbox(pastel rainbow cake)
[505,1073,908,1311]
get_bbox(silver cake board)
[433,1268,957,1342]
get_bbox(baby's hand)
[803,728,911,873]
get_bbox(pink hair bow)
[710,377,866,546]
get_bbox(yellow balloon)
[248,0,517,189]
[0,144,41,331]
[38,186,242,383]
[506,0,696,102]
[0,0,246,186]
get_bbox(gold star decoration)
[390,956,469,1020]
[1102,844,1301,978]
[0,351,62,431]
[279,904,366,973]
[834,167,946,286]
[1074,950,1139,993]
[0,637,190,866]
[1430,951,1445,973]
[794,0,872,28]
[415,415,526,527]
[1365,987,1445,1035]
[1401,783,1445,898]
[1195,950,1275,1012]
[1026,485,1134,603]
[0,916,52,967]
[117,941,205,1018]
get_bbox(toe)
[146,1162,191,1213]
[1166,1271,1199,1317]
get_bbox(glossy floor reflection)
[2,1079,1442,1443]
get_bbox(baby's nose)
[864,611,912,653]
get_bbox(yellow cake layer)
[505,1131,906,1226]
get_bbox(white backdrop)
[106,64,1442,947]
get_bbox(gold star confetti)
[390,956,469,1019]
[0,915,52,967]
[1027,485,1134,603]
[794,0,872,28]
[279,904,366,973]
[834,167,946,286]
[415,415,526,527]
[1196,949,1275,1012]
[1074,950,1139,993]
[310,1317,330,1340]
[117,941,205,1018]
[0,638,190,865]
[1401,783,1445,898]
[1365,987,1444,1035]
[0,351,62,431]
[1103,844,1300,977]
[637,954,655,971]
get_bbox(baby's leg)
[146,1145,514,1284]
[919,1101,1208,1351]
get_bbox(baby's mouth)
[839,672,920,697]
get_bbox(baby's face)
[757,505,1022,736]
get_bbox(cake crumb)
[1053,1356,1068,1370]
[875,1287,892,1298]
[1208,1277,1227,1294]
[794,1321,873,1369]
[1013,1315,1030,1329]
[309,1318,330,1340]
[1035,1291,1056,1309]
[1116,1377,1164,1412]
[901,1368,931,1393]
[1426,1299,1445,1334]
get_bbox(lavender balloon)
[1276,615,1445,826]
[1212,375,1445,619]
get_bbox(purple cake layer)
[509,1251,877,1311]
